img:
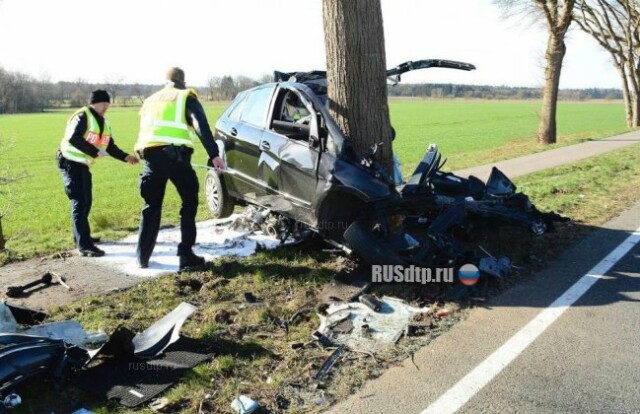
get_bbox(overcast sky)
[0,0,621,88]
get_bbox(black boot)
[179,251,206,271]
[79,245,105,257]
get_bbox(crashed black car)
[204,59,564,267]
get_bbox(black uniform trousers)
[136,145,199,264]
[56,151,94,250]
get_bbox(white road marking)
[422,226,640,414]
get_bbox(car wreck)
[204,59,566,271]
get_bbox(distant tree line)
[387,83,623,100]
[0,65,625,114]
[0,66,162,113]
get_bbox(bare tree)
[322,0,393,172]
[220,76,236,100]
[207,76,222,101]
[498,0,575,144]
[575,0,640,127]
[103,75,124,105]
[131,83,148,105]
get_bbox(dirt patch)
[0,252,140,311]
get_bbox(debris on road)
[479,256,512,279]
[230,395,260,414]
[0,301,207,409]
[317,297,431,352]
[5,272,70,298]
[0,303,18,333]
[2,302,47,325]
[314,345,347,381]
[132,302,197,359]
[149,397,170,412]
[24,320,108,346]
[358,294,383,312]
[436,309,450,319]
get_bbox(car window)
[224,92,247,121]
[240,86,273,127]
[281,91,311,123]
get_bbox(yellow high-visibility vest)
[60,107,112,166]
[135,86,198,151]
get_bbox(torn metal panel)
[132,302,197,359]
[24,321,107,347]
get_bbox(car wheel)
[343,221,408,266]
[204,170,235,218]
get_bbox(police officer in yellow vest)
[57,90,139,257]
[135,68,225,270]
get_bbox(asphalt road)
[329,200,640,414]
[454,132,640,180]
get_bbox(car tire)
[343,221,408,266]
[204,170,235,219]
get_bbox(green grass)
[0,103,227,259]
[390,99,627,173]
[0,99,630,259]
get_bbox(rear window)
[223,92,247,121]
[239,86,274,128]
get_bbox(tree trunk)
[322,0,393,173]
[538,35,566,145]
[0,216,5,251]
[628,62,640,127]
[616,63,633,127]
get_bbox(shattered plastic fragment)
[0,303,19,333]
[436,309,450,318]
[314,345,346,381]
[479,256,512,278]
[231,395,259,414]
[132,302,197,359]
[24,321,107,347]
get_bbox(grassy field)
[0,99,629,259]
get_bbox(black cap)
[90,90,111,104]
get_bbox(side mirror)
[309,135,320,148]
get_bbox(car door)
[262,86,321,216]
[215,91,251,196]
[218,85,275,199]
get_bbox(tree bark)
[322,0,393,173]
[616,63,633,127]
[539,35,566,144]
[626,61,640,126]
[0,216,5,251]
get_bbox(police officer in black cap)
[57,89,139,257]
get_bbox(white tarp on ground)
[95,216,282,278]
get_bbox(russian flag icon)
[458,264,480,286]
